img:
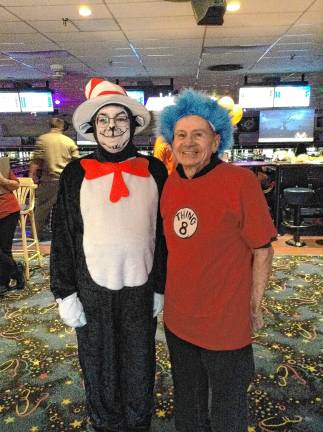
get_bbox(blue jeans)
[165,327,255,432]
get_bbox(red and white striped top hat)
[73,77,151,142]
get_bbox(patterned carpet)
[0,256,322,432]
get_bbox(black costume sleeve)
[146,156,168,294]
[50,159,85,299]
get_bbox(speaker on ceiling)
[191,0,227,25]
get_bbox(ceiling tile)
[206,26,290,39]
[73,19,119,32]
[0,21,36,33]
[44,30,124,43]
[28,20,78,33]
[0,7,19,20]
[6,4,112,21]
[117,15,196,31]
[125,27,204,42]
[133,38,202,48]
[230,0,314,13]
[1,1,104,5]
[224,12,300,27]
[108,1,193,18]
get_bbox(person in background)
[295,142,307,156]
[153,135,176,175]
[0,170,24,295]
[50,78,167,432]
[159,89,277,432]
[29,117,79,241]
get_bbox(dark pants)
[35,179,59,233]
[0,212,19,286]
[165,327,255,432]
[76,282,156,432]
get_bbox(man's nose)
[184,136,194,145]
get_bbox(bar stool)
[13,177,42,280]
[311,186,323,246]
[282,186,315,247]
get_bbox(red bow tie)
[80,158,150,203]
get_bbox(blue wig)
[158,88,233,153]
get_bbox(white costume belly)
[80,172,158,290]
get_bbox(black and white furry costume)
[50,80,167,432]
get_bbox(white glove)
[153,293,164,318]
[56,292,87,328]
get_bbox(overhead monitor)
[273,85,311,107]
[126,89,145,105]
[76,133,95,146]
[239,87,274,109]
[145,96,175,112]
[19,91,54,113]
[258,108,315,143]
[0,92,21,113]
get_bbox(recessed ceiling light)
[227,1,241,12]
[79,5,92,17]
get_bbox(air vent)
[207,64,243,71]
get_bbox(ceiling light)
[79,5,92,17]
[227,1,240,12]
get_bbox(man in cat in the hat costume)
[50,78,167,432]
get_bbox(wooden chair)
[13,177,42,280]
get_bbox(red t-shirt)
[0,171,20,220]
[161,163,277,350]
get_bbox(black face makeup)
[95,105,131,153]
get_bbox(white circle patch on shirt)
[173,207,198,239]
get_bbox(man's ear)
[212,133,221,153]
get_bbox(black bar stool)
[282,187,315,247]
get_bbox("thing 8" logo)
[173,208,198,239]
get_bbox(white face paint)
[95,105,130,153]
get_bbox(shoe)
[10,262,25,290]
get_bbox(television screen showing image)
[0,92,21,113]
[19,91,54,113]
[238,87,274,108]
[126,89,145,105]
[274,85,311,107]
[258,108,315,143]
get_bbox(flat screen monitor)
[258,108,315,143]
[239,87,274,108]
[126,89,145,105]
[76,133,95,146]
[0,92,21,113]
[145,96,175,112]
[274,85,311,107]
[19,91,54,113]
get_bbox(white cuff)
[56,292,87,328]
